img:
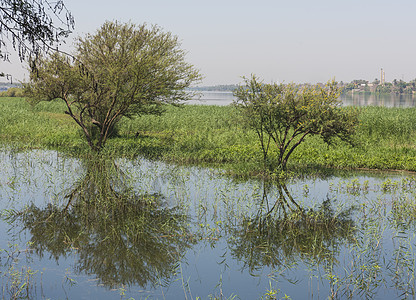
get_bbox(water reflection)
[9,156,195,289]
[227,182,355,273]
[340,93,416,107]
[2,150,416,298]
[187,91,416,107]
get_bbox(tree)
[24,21,202,152]
[9,156,194,288]
[0,71,12,83]
[0,0,74,61]
[234,75,359,171]
[228,182,355,272]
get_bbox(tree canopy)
[234,75,359,171]
[0,0,74,61]
[24,21,202,151]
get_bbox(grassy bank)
[1,97,416,175]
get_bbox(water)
[188,91,236,106]
[189,91,416,107]
[340,93,416,107]
[1,150,416,299]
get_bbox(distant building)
[380,68,385,85]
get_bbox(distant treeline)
[340,79,416,95]
[0,82,23,97]
[0,87,24,97]
[193,79,416,95]
[3,80,415,97]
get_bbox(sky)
[1,0,416,85]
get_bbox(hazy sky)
[2,0,416,85]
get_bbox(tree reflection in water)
[10,156,194,289]
[228,182,356,272]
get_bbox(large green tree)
[234,76,359,171]
[24,21,202,151]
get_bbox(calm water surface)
[189,91,416,107]
[1,150,416,299]
[340,93,416,107]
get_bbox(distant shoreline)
[343,90,416,96]
[190,86,416,97]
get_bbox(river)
[188,91,416,107]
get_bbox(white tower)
[380,68,385,85]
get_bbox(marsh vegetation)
[1,5,415,298]
[1,93,416,299]
[0,23,415,300]
[2,96,416,173]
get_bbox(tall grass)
[2,97,416,174]
[292,106,416,171]
[116,104,416,173]
[114,105,261,165]
[359,106,416,143]
[0,97,86,152]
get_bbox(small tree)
[24,21,202,151]
[234,75,359,171]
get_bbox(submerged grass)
[2,149,416,298]
[2,97,416,175]
[0,243,38,300]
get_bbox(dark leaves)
[0,0,74,61]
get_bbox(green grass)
[115,104,416,174]
[291,106,416,171]
[0,97,87,152]
[2,97,416,175]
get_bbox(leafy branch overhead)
[24,21,202,152]
[234,75,359,171]
[0,0,74,61]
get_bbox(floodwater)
[188,91,236,106]
[1,149,416,299]
[188,91,416,107]
[340,93,416,107]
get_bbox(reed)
[2,97,416,175]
